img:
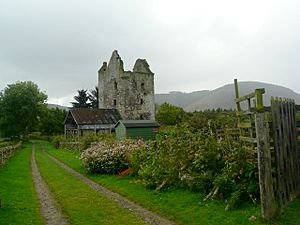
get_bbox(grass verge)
[0,143,43,225]
[34,142,147,225]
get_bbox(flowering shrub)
[80,140,148,174]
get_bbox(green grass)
[34,142,147,225]
[0,143,43,225]
[277,197,300,225]
[44,140,300,225]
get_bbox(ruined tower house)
[98,50,155,120]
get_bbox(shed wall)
[127,127,158,140]
[116,123,127,140]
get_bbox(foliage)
[296,111,300,121]
[51,133,116,151]
[51,135,65,149]
[155,103,186,125]
[89,86,99,109]
[80,140,147,174]
[39,107,67,136]
[0,81,47,138]
[130,125,259,209]
[184,109,237,131]
[71,89,91,108]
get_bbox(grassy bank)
[35,143,147,225]
[0,143,43,225]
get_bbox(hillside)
[47,104,69,111]
[155,81,300,111]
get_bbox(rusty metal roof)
[66,108,122,125]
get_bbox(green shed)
[115,120,160,140]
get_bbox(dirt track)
[31,145,69,225]
[46,151,175,225]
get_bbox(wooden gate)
[234,79,300,219]
[271,98,300,211]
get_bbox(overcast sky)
[1,0,299,106]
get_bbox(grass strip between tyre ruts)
[44,140,300,225]
[0,143,43,225]
[34,143,148,225]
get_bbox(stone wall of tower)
[98,50,155,120]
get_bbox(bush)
[131,125,220,189]
[51,133,116,151]
[130,124,259,209]
[51,135,65,149]
[80,140,148,174]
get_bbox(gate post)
[255,89,276,219]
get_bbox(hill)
[155,81,300,111]
[47,104,69,111]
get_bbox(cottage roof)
[65,108,122,125]
[115,120,159,128]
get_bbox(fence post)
[255,89,276,219]
[234,79,241,112]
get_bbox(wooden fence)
[234,79,300,219]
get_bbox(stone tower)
[98,50,155,120]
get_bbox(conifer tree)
[71,89,91,108]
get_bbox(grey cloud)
[1,0,300,106]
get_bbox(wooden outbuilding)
[64,108,122,137]
[115,120,159,140]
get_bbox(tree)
[0,81,47,138]
[39,107,67,136]
[71,89,91,108]
[89,86,99,109]
[156,103,186,125]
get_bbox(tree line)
[0,81,99,139]
[0,81,67,138]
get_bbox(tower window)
[114,81,118,89]
[141,83,145,89]
[114,99,117,106]
[140,99,144,105]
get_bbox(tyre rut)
[31,144,69,225]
